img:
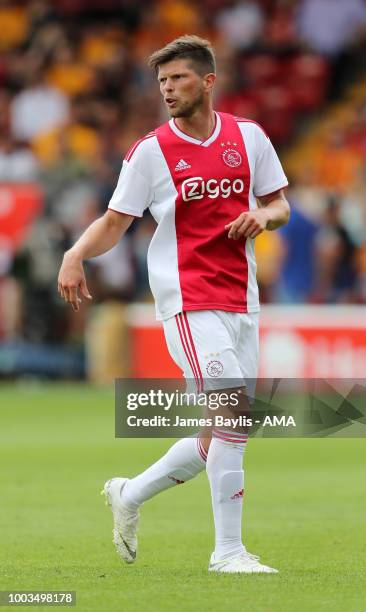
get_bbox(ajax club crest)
[206,360,224,377]
[221,142,242,168]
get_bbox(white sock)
[206,428,247,561]
[121,436,207,510]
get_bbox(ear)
[203,72,216,93]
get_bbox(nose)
[163,79,173,94]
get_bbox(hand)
[58,251,92,312]
[225,209,270,240]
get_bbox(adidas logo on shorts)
[175,159,191,172]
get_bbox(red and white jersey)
[108,112,288,320]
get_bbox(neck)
[174,104,216,142]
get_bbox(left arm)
[225,189,290,240]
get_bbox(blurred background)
[1,0,366,382]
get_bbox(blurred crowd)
[1,0,366,358]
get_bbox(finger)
[70,296,82,312]
[59,285,68,301]
[228,220,246,238]
[63,286,71,302]
[68,286,78,302]
[71,299,81,312]
[240,220,259,238]
[64,287,78,311]
[226,214,247,236]
[231,217,255,239]
[68,286,80,311]
[248,227,263,239]
[80,278,92,300]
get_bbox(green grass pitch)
[0,383,365,612]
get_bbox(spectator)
[46,42,94,97]
[296,0,366,56]
[0,0,366,361]
[0,133,39,182]
[314,197,357,302]
[314,128,362,193]
[215,0,265,50]
[32,95,99,167]
[10,68,69,142]
[276,201,319,303]
[0,0,27,52]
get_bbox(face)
[158,58,214,118]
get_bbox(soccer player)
[58,35,290,574]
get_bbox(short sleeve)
[108,144,152,217]
[253,128,288,198]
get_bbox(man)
[58,35,290,574]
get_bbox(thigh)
[162,310,244,393]
[237,311,259,400]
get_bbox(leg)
[103,311,211,563]
[208,312,277,573]
[205,385,249,564]
[121,435,207,510]
[102,436,207,564]
[206,413,248,562]
[173,311,253,566]
[120,310,217,511]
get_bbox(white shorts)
[162,310,259,395]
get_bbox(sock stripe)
[213,429,248,444]
[213,432,248,441]
[214,428,248,439]
[175,313,201,392]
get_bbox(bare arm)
[58,210,134,311]
[225,189,290,239]
[256,189,290,230]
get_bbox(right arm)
[58,210,134,311]
[59,132,154,311]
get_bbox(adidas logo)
[175,159,191,172]
[168,475,185,485]
[230,488,244,500]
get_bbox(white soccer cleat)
[102,477,139,564]
[208,551,279,574]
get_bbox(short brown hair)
[148,35,216,76]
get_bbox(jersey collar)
[169,112,221,147]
